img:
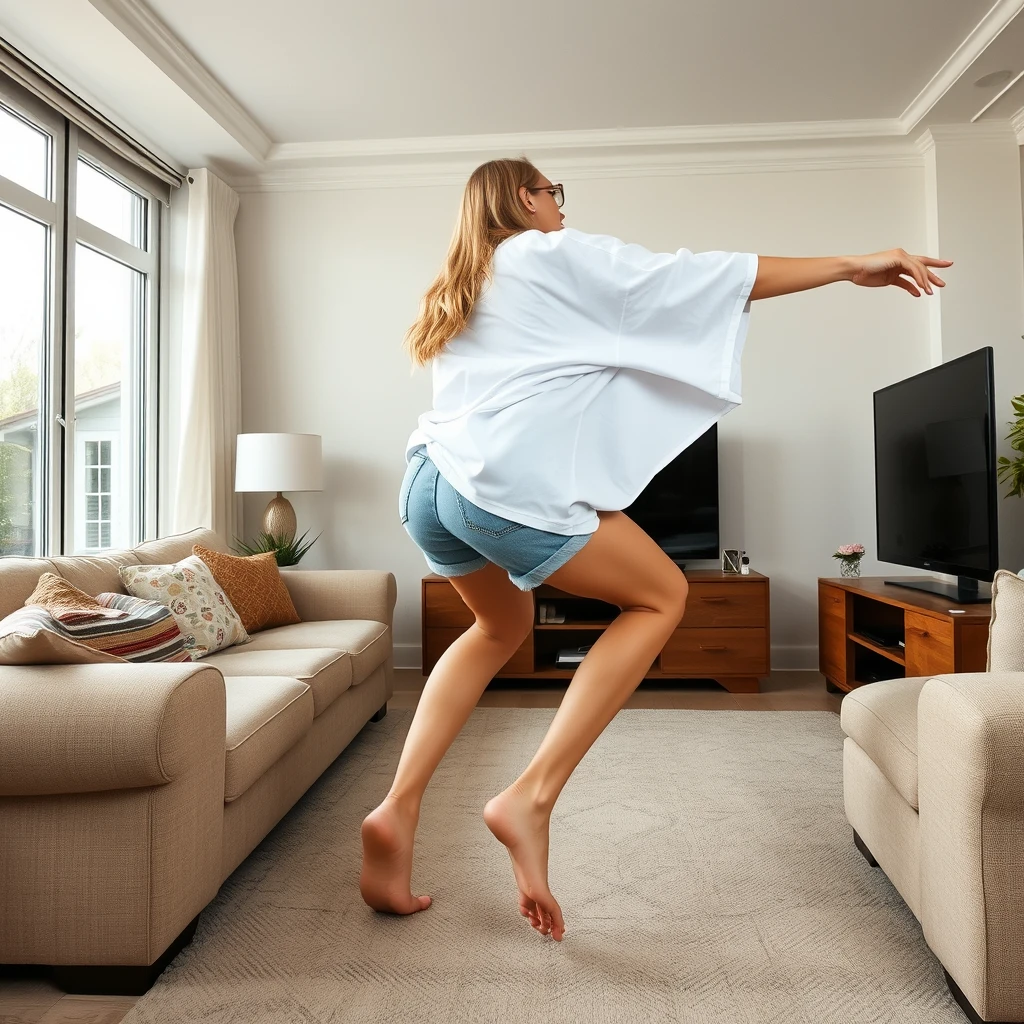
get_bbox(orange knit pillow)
[25,573,103,613]
[192,545,300,634]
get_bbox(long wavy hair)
[404,158,540,366]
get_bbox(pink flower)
[834,543,865,557]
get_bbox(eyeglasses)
[526,183,564,209]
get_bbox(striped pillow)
[93,593,192,663]
[0,606,124,665]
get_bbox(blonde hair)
[404,158,540,366]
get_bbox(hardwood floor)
[0,670,838,1023]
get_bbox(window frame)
[0,74,163,557]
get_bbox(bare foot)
[360,795,432,914]
[484,783,565,941]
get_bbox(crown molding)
[87,0,272,161]
[898,0,1024,132]
[914,121,1020,153]
[234,139,921,193]
[1012,106,1024,143]
[265,119,905,167]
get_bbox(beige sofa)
[841,582,1024,1023]
[0,528,395,994]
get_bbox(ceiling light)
[974,70,1015,88]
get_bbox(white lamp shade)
[235,433,323,493]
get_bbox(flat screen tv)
[623,424,719,563]
[874,347,998,603]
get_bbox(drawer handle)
[699,645,726,651]
[701,596,728,603]
[909,627,930,638]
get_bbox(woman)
[361,158,950,943]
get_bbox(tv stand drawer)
[661,628,768,675]
[684,582,767,627]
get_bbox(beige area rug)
[122,709,966,1024]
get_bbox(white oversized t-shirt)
[406,227,758,537]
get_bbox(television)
[623,424,719,563]
[873,347,999,603]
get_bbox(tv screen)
[874,347,998,582]
[623,424,719,561]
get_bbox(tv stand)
[422,570,770,692]
[819,576,990,693]
[884,576,991,605]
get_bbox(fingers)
[899,253,931,295]
[915,256,954,268]
[894,276,922,298]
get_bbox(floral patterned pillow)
[119,554,249,660]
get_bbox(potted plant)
[833,543,865,578]
[233,529,320,569]
[996,393,1024,499]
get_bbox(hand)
[849,249,952,297]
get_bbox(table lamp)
[235,433,323,542]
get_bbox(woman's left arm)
[750,249,952,301]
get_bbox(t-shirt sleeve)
[559,231,757,403]
[616,244,757,403]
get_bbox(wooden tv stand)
[818,576,990,693]
[422,570,770,693]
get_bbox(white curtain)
[172,167,243,542]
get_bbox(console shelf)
[423,570,771,693]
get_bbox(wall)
[234,160,934,670]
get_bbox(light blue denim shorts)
[399,447,593,591]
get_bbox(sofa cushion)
[133,529,228,567]
[840,676,927,810]
[224,676,313,802]
[0,558,61,619]
[236,620,389,684]
[204,647,352,717]
[988,569,1024,673]
[47,551,140,596]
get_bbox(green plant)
[997,394,1024,499]
[233,528,320,567]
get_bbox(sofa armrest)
[917,671,1024,1023]
[282,570,396,625]
[0,663,226,796]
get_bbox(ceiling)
[139,0,996,141]
[0,0,1021,181]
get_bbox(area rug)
[122,709,965,1023]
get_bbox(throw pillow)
[0,606,125,665]
[119,554,249,660]
[93,593,193,663]
[192,545,300,634]
[25,573,103,613]
[987,569,1024,673]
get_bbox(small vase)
[840,558,862,578]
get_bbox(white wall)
[235,161,935,670]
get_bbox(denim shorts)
[399,447,594,591]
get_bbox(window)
[0,79,161,557]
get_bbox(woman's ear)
[519,186,535,213]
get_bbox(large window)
[0,80,161,557]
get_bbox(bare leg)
[360,561,533,914]
[483,511,688,942]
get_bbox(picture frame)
[721,548,741,574]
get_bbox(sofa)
[841,573,1024,1024]
[0,527,395,993]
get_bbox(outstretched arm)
[750,249,952,301]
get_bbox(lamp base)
[262,493,296,542]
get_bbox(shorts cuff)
[425,554,489,578]
[509,532,594,591]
